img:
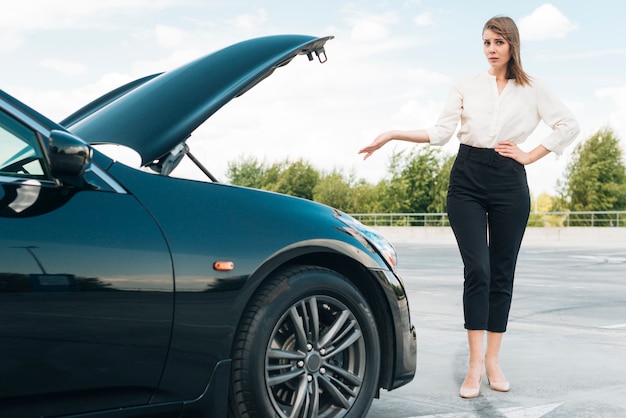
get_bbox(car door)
[0,106,174,417]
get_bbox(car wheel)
[229,265,380,418]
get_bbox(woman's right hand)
[358,132,391,160]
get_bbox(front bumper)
[377,268,417,390]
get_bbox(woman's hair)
[483,15,532,86]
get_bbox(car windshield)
[0,110,47,178]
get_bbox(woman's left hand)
[494,141,531,165]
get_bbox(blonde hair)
[483,16,532,86]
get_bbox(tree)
[375,151,411,213]
[401,148,440,213]
[350,180,382,213]
[226,157,320,201]
[313,170,353,211]
[375,147,452,216]
[533,192,555,212]
[226,156,267,189]
[269,159,319,200]
[563,128,626,212]
[428,154,454,213]
[529,192,566,227]
[312,171,380,213]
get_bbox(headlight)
[335,211,398,268]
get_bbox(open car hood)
[62,35,333,167]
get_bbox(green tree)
[551,178,569,212]
[351,179,383,213]
[402,147,440,212]
[226,156,266,189]
[269,159,320,200]
[313,170,353,211]
[226,157,320,201]
[428,154,454,213]
[529,192,567,227]
[376,151,410,213]
[262,161,283,190]
[534,192,555,212]
[376,147,451,216]
[224,147,461,217]
[563,128,626,212]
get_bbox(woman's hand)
[359,129,430,160]
[358,132,391,160]
[495,141,531,165]
[495,141,551,165]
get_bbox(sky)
[2,0,625,196]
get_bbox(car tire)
[229,265,380,418]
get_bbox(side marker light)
[213,261,234,271]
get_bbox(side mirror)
[49,130,92,184]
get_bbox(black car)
[0,35,416,418]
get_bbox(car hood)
[62,35,333,166]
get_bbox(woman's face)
[483,29,511,73]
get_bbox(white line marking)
[409,402,563,418]
[601,323,626,329]
[501,402,563,418]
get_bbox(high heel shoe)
[486,374,510,392]
[459,370,485,398]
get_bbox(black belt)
[457,144,509,165]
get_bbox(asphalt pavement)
[366,239,626,418]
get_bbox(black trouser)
[447,144,530,332]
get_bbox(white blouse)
[426,72,579,155]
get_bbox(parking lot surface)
[367,240,626,417]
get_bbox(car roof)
[63,34,333,166]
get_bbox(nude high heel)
[459,368,485,398]
[487,374,510,392]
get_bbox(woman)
[358,15,579,398]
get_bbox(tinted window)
[0,110,48,179]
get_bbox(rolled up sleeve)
[537,80,580,155]
[427,82,463,146]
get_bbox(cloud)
[536,48,626,62]
[155,24,186,48]
[0,30,24,53]
[518,4,578,41]
[414,12,433,27]
[11,71,139,121]
[39,59,88,76]
[0,0,185,31]
[348,12,400,42]
[406,67,450,87]
[351,21,390,42]
[596,85,626,139]
[130,49,204,76]
[228,9,268,31]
